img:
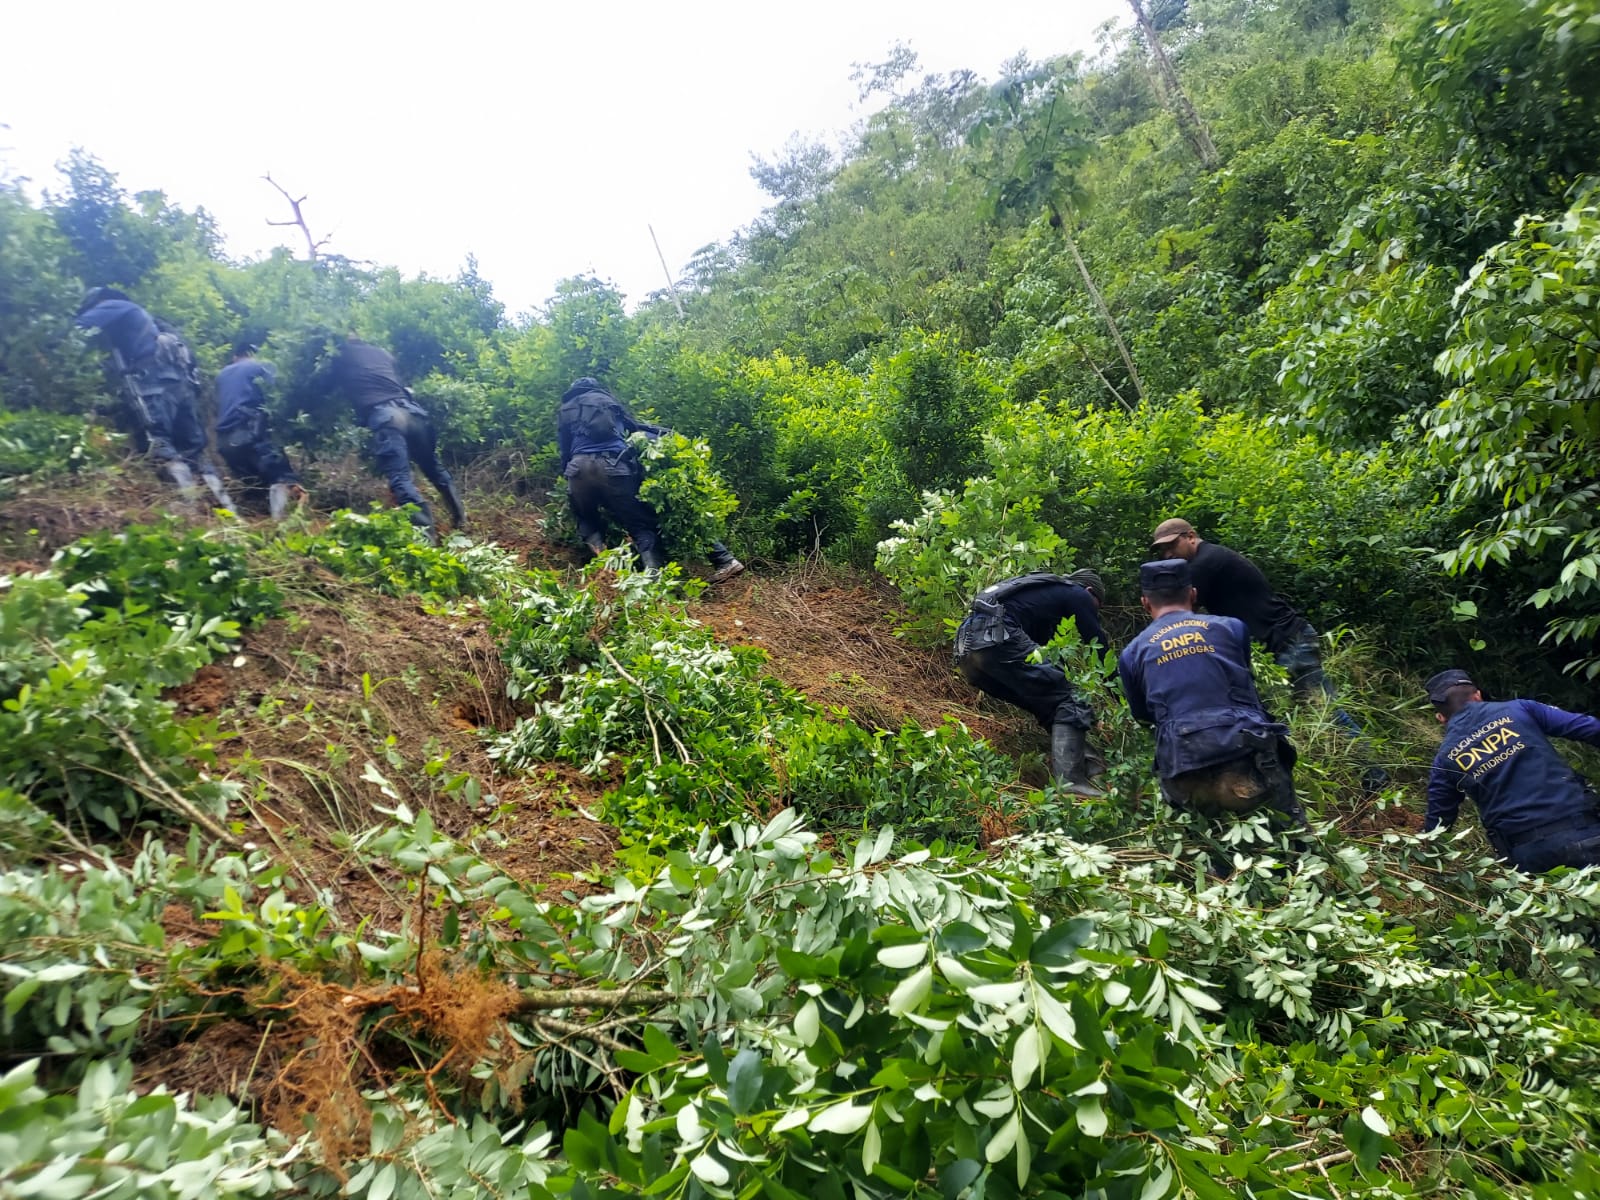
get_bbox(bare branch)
[262,173,331,261]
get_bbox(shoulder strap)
[976,572,1069,605]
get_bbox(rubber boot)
[268,482,292,520]
[407,502,439,546]
[439,481,467,529]
[1050,724,1106,798]
[164,464,196,496]
[164,460,201,505]
[200,471,235,511]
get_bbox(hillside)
[5,454,1598,1199]
[4,0,1600,1194]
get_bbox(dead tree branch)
[263,173,331,261]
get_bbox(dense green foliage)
[0,504,1593,1198]
[2,525,277,834]
[4,0,1600,1194]
[7,0,1595,680]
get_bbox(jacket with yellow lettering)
[1117,610,1285,779]
[1426,699,1600,838]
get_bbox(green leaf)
[888,965,933,1016]
[1012,1024,1043,1089]
[726,1048,763,1116]
[810,1103,873,1136]
[877,942,927,969]
[985,1112,1018,1163]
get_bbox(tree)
[1404,0,1600,207]
[1126,0,1219,168]
[971,62,1146,405]
[1429,195,1600,677]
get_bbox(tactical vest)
[153,331,198,384]
[564,393,621,444]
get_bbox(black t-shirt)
[999,579,1106,651]
[1189,541,1307,654]
[330,339,409,415]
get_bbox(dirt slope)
[3,469,1034,916]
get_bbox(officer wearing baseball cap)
[954,566,1109,795]
[1149,517,1329,700]
[1424,669,1600,871]
[1117,559,1306,827]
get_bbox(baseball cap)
[1151,517,1194,548]
[1424,669,1476,705]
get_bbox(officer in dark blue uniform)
[74,288,231,507]
[214,342,301,519]
[314,335,466,542]
[1424,669,1600,872]
[558,378,670,570]
[557,378,744,581]
[954,568,1108,795]
[1118,559,1306,825]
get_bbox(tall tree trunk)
[1051,201,1146,405]
[1127,0,1220,171]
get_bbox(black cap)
[1425,669,1476,705]
[1139,559,1191,593]
[1065,568,1104,604]
[77,286,129,314]
[562,376,603,402]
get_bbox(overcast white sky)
[1,0,1126,319]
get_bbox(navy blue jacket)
[215,360,277,433]
[997,578,1106,652]
[76,299,159,366]
[1426,700,1600,839]
[557,386,664,472]
[1118,608,1286,779]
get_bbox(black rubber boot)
[440,481,467,529]
[408,502,439,546]
[1050,724,1106,798]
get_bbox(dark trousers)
[1497,816,1600,873]
[133,381,209,473]
[1272,622,1333,702]
[955,620,1093,731]
[566,455,661,556]
[218,411,298,487]
[366,401,455,514]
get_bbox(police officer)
[953,567,1108,796]
[1424,669,1600,872]
[1149,517,1330,700]
[557,377,744,581]
[74,288,232,508]
[1118,559,1306,825]
[214,342,301,519]
[317,335,465,541]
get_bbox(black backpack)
[564,391,621,444]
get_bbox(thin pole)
[648,224,687,320]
